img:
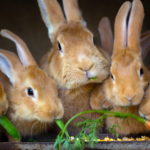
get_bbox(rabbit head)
[38,0,110,89]
[103,0,150,107]
[0,30,64,123]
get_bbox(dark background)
[0,0,150,65]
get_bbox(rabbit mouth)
[86,77,97,82]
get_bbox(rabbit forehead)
[111,50,144,83]
[112,49,141,70]
[22,66,57,95]
[57,22,93,44]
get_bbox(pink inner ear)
[113,1,131,53]
[127,0,144,52]
[127,6,133,48]
[0,54,14,86]
[1,29,37,67]
[122,19,127,49]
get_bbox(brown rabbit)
[139,31,150,126]
[91,16,150,110]
[0,29,64,142]
[90,0,150,136]
[37,0,111,132]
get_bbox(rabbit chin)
[109,94,144,107]
[14,111,56,123]
[11,107,54,123]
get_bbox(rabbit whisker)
[31,121,38,138]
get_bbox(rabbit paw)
[139,87,150,120]
[90,84,111,110]
[101,100,112,110]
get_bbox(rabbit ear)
[141,30,150,40]
[63,0,86,26]
[127,0,144,54]
[1,29,37,67]
[140,31,150,59]
[113,1,131,55]
[99,17,113,56]
[37,0,66,41]
[0,50,23,87]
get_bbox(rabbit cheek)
[132,92,143,105]
[107,85,130,106]
[95,58,110,82]
[35,101,61,122]
[17,99,35,120]
[36,111,54,122]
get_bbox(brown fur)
[90,49,149,135]
[0,60,64,141]
[0,83,8,115]
[139,77,150,126]
[40,24,110,130]
[0,30,64,141]
[38,0,110,131]
[63,0,84,24]
[113,1,131,53]
[99,17,113,55]
[90,0,150,135]
[37,0,66,41]
[106,106,148,135]
[4,66,63,136]
[90,83,111,110]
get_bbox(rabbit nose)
[124,95,135,101]
[86,71,96,79]
[79,61,93,72]
[79,64,97,79]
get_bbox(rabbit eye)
[58,42,63,53]
[140,68,144,76]
[27,88,34,96]
[111,74,115,81]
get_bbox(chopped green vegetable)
[55,119,69,137]
[109,124,121,137]
[90,77,97,80]
[56,109,147,150]
[0,114,20,141]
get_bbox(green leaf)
[109,124,121,137]
[0,114,20,141]
[90,77,97,80]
